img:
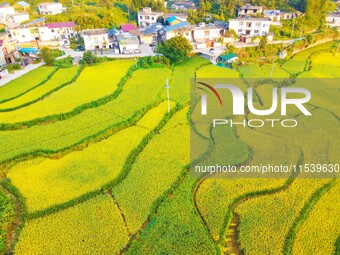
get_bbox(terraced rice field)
[0,42,339,255]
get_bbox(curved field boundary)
[17,102,181,220]
[0,64,140,131]
[0,68,59,105]
[0,179,27,254]
[283,179,336,255]
[0,100,162,175]
[0,66,84,113]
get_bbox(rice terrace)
[0,41,339,255]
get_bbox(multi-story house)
[137,7,163,29]
[38,2,66,15]
[158,21,191,41]
[0,32,19,64]
[13,1,30,12]
[0,2,15,24]
[229,17,271,37]
[46,22,76,40]
[81,29,110,50]
[238,4,263,17]
[6,12,29,24]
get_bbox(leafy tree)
[259,35,268,50]
[82,50,98,65]
[157,36,193,64]
[39,47,55,66]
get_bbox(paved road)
[0,62,44,87]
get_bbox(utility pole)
[336,40,340,58]
[165,79,171,113]
[291,18,295,39]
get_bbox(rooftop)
[82,28,107,36]
[39,2,62,5]
[7,12,28,17]
[162,21,190,32]
[143,23,163,35]
[47,22,76,28]
[121,23,137,32]
[231,17,271,22]
[163,13,188,19]
[138,7,162,15]
[239,5,263,10]
[219,53,238,61]
[16,1,30,7]
[0,2,10,8]
[23,17,46,27]
[263,10,281,16]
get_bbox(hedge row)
[0,100,162,174]
[0,179,27,254]
[0,67,59,105]
[0,66,84,113]
[282,179,335,255]
[18,100,172,220]
[218,151,303,248]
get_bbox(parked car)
[134,49,141,54]
[75,45,85,52]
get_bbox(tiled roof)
[121,23,137,32]
[143,23,163,35]
[162,21,190,32]
[16,1,30,7]
[47,22,76,28]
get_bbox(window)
[254,30,259,34]
[238,29,242,33]
[239,21,244,26]
[51,29,55,32]
[204,31,210,37]
[140,15,142,19]
[262,31,266,35]
[255,22,260,26]
[151,17,154,20]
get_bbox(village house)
[280,11,298,20]
[13,1,30,12]
[326,14,340,29]
[82,29,110,50]
[0,2,15,24]
[140,23,163,44]
[6,12,29,24]
[158,21,192,41]
[137,7,163,29]
[163,13,188,23]
[229,17,271,38]
[10,19,76,43]
[46,22,77,40]
[171,1,196,11]
[192,23,221,48]
[117,33,140,54]
[38,2,66,15]
[263,10,281,22]
[0,33,19,64]
[238,5,263,17]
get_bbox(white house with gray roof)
[229,17,271,37]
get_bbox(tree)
[157,36,193,64]
[39,47,55,66]
[82,50,98,65]
[259,35,268,50]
